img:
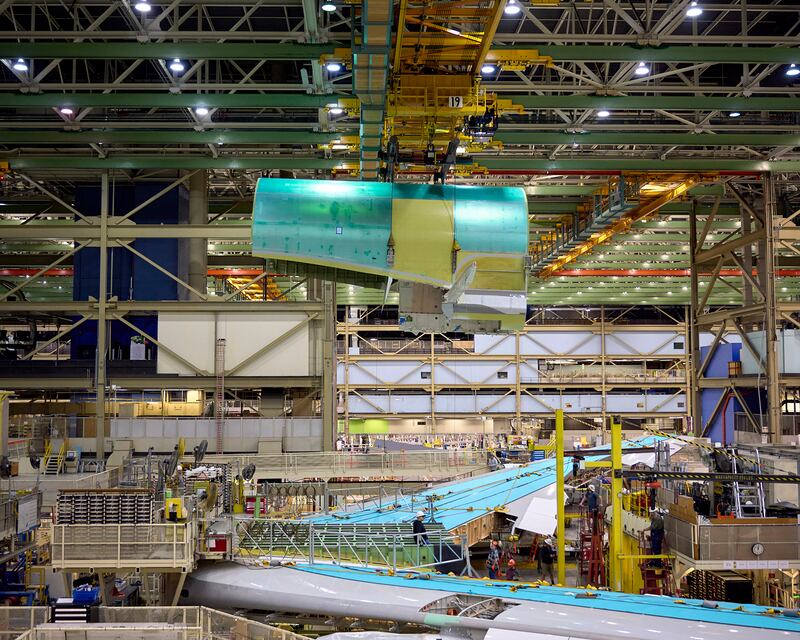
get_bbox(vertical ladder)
[214,338,226,454]
[731,448,766,518]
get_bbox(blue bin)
[72,585,100,605]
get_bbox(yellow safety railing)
[54,441,66,474]
[42,440,52,468]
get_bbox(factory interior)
[1,1,800,639]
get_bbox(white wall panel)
[343,393,687,415]
[157,311,310,376]
[474,334,515,355]
[110,417,321,451]
[606,331,685,356]
[525,331,602,355]
[435,360,516,384]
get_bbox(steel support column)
[689,175,784,444]
[688,199,702,436]
[0,391,10,459]
[763,173,781,443]
[555,408,566,586]
[321,280,337,451]
[95,171,109,459]
[187,171,208,301]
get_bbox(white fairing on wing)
[184,563,449,618]
[493,601,794,640]
[484,631,587,640]
[184,563,797,640]
[320,634,456,640]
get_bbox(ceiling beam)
[4,130,798,148]
[5,156,800,172]
[0,130,339,145]
[7,93,798,113]
[1,94,343,110]
[3,43,798,65]
[504,95,800,112]
[496,45,800,65]
[495,132,800,147]
[0,42,336,59]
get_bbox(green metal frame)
[8,156,800,171]
[3,43,797,65]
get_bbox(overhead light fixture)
[328,106,344,115]
[194,106,209,116]
[597,109,611,118]
[321,2,336,11]
[59,106,74,115]
[787,64,800,77]
[446,28,461,36]
[12,58,28,72]
[134,1,152,12]
[325,61,342,72]
[685,2,702,17]
[729,111,741,118]
[504,0,521,15]
[634,62,650,76]
[481,64,496,75]
[169,58,185,73]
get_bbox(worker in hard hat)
[539,538,555,584]
[412,510,429,546]
[505,558,519,581]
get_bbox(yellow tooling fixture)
[556,408,566,586]
[386,0,527,152]
[610,417,623,592]
[537,174,714,278]
[0,390,11,459]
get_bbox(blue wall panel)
[71,183,188,358]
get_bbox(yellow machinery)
[386,1,536,154]
[321,3,550,171]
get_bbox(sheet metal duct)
[354,0,393,180]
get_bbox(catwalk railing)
[232,518,467,572]
[666,515,800,566]
[219,448,489,478]
[50,521,196,571]
[5,468,121,507]
[6,606,304,640]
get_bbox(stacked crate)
[686,569,753,603]
[56,489,154,525]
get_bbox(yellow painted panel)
[392,198,454,285]
[621,531,645,594]
[455,253,526,291]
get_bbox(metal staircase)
[43,440,66,476]
[730,448,767,518]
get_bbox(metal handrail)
[218,449,488,476]
[231,517,466,573]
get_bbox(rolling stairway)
[731,448,766,518]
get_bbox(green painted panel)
[252,179,393,275]
[453,185,529,254]
[346,419,390,435]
